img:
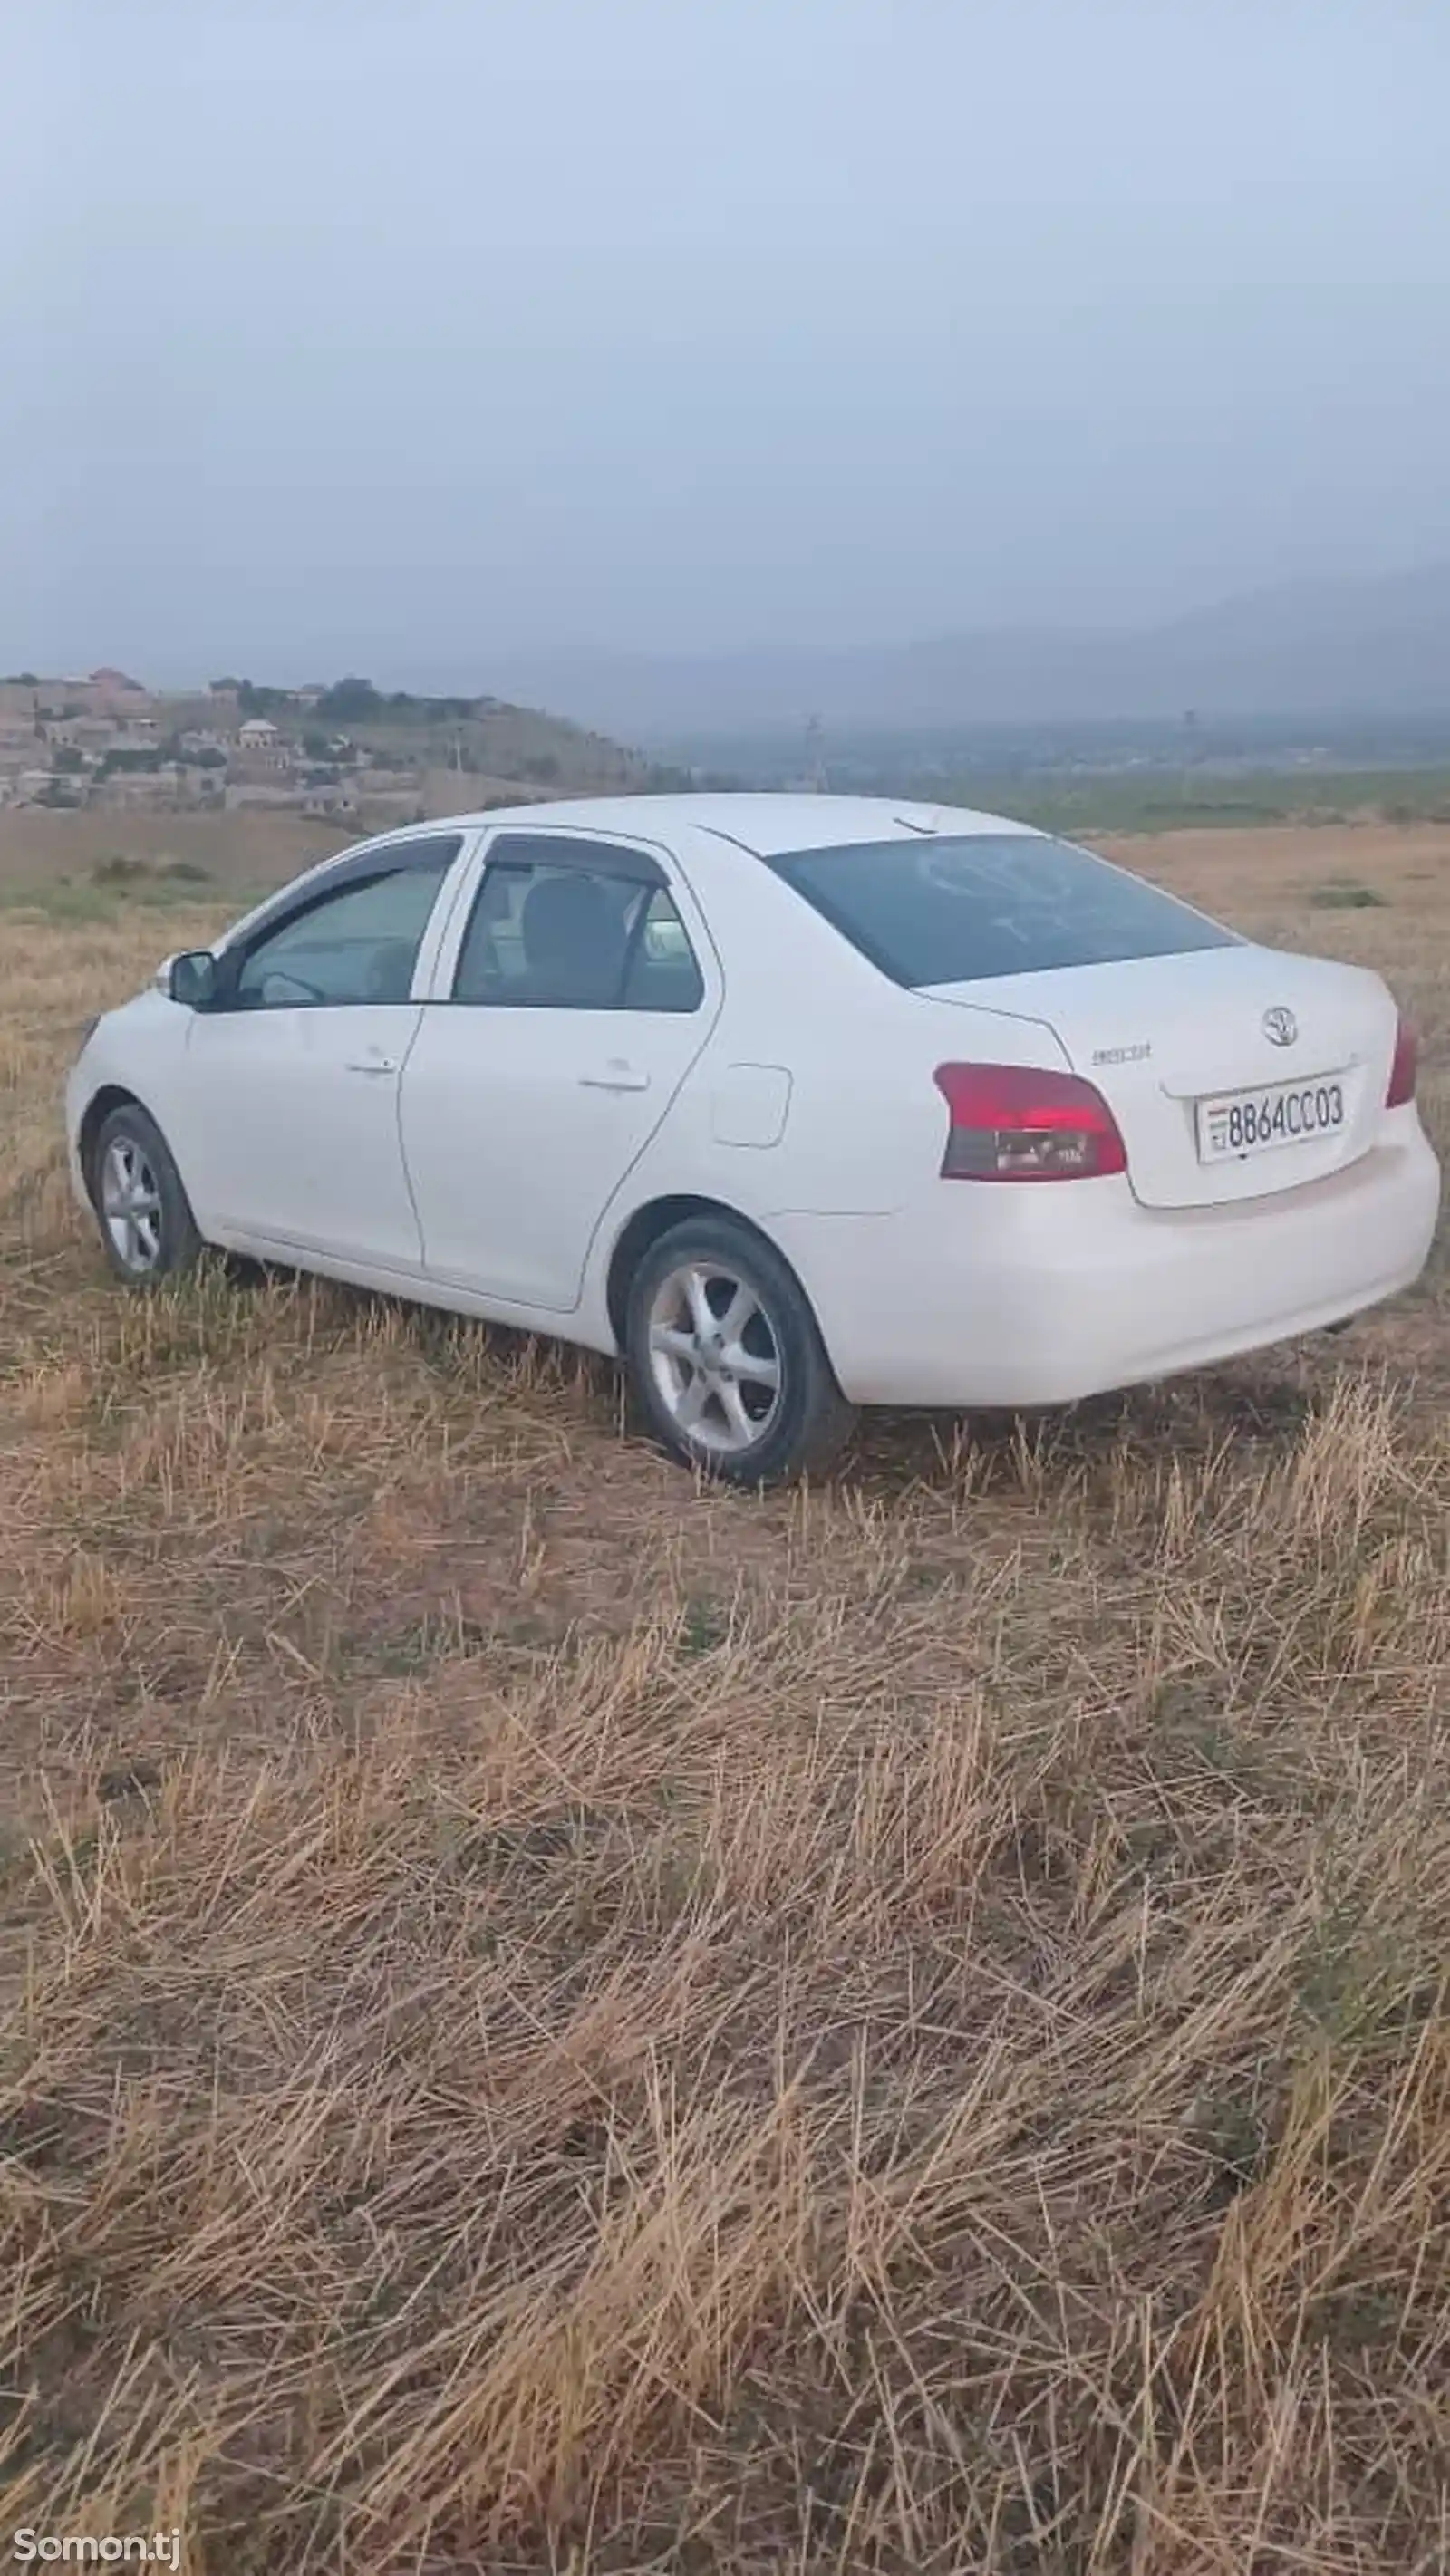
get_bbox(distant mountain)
[497,565,1450,743]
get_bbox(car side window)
[621,887,706,1012]
[230,843,459,1010]
[453,852,704,1013]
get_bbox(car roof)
[218,793,1051,956]
[412,792,1041,861]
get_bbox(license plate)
[1196,1074,1346,1164]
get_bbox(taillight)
[1386,1016,1418,1109]
[933,1062,1128,1182]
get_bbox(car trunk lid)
[919,944,1397,1209]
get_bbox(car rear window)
[766,833,1237,987]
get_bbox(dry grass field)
[0,823,1446,2572]
[0,807,343,902]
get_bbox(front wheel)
[91,1103,203,1286]
[624,1216,856,1486]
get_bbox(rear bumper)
[770,1112,1442,1408]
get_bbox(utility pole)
[1180,707,1198,803]
[805,714,826,793]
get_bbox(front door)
[399,832,719,1311]
[172,841,462,1271]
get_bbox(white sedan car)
[66,794,1439,1483]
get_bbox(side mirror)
[168,950,218,1008]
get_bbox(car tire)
[91,1103,203,1288]
[624,1214,857,1486]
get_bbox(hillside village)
[0,667,654,830]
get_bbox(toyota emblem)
[1262,1006,1299,1047]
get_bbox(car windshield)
[766,832,1237,988]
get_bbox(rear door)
[400,830,720,1311]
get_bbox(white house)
[233,717,293,777]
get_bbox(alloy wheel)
[100,1134,164,1276]
[645,1259,784,1457]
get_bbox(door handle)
[578,1064,650,1093]
[345,1054,400,1076]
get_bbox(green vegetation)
[930,765,1450,837]
[235,679,298,719]
[0,857,225,927]
[92,855,211,886]
[1309,880,1391,910]
[314,675,480,725]
[234,674,487,728]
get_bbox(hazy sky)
[5,0,1450,683]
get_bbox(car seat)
[519,873,627,1005]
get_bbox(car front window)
[230,841,460,1008]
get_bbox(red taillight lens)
[933,1062,1128,1182]
[1386,1016,1418,1109]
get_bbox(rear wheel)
[624,1215,856,1486]
[91,1104,202,1286]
